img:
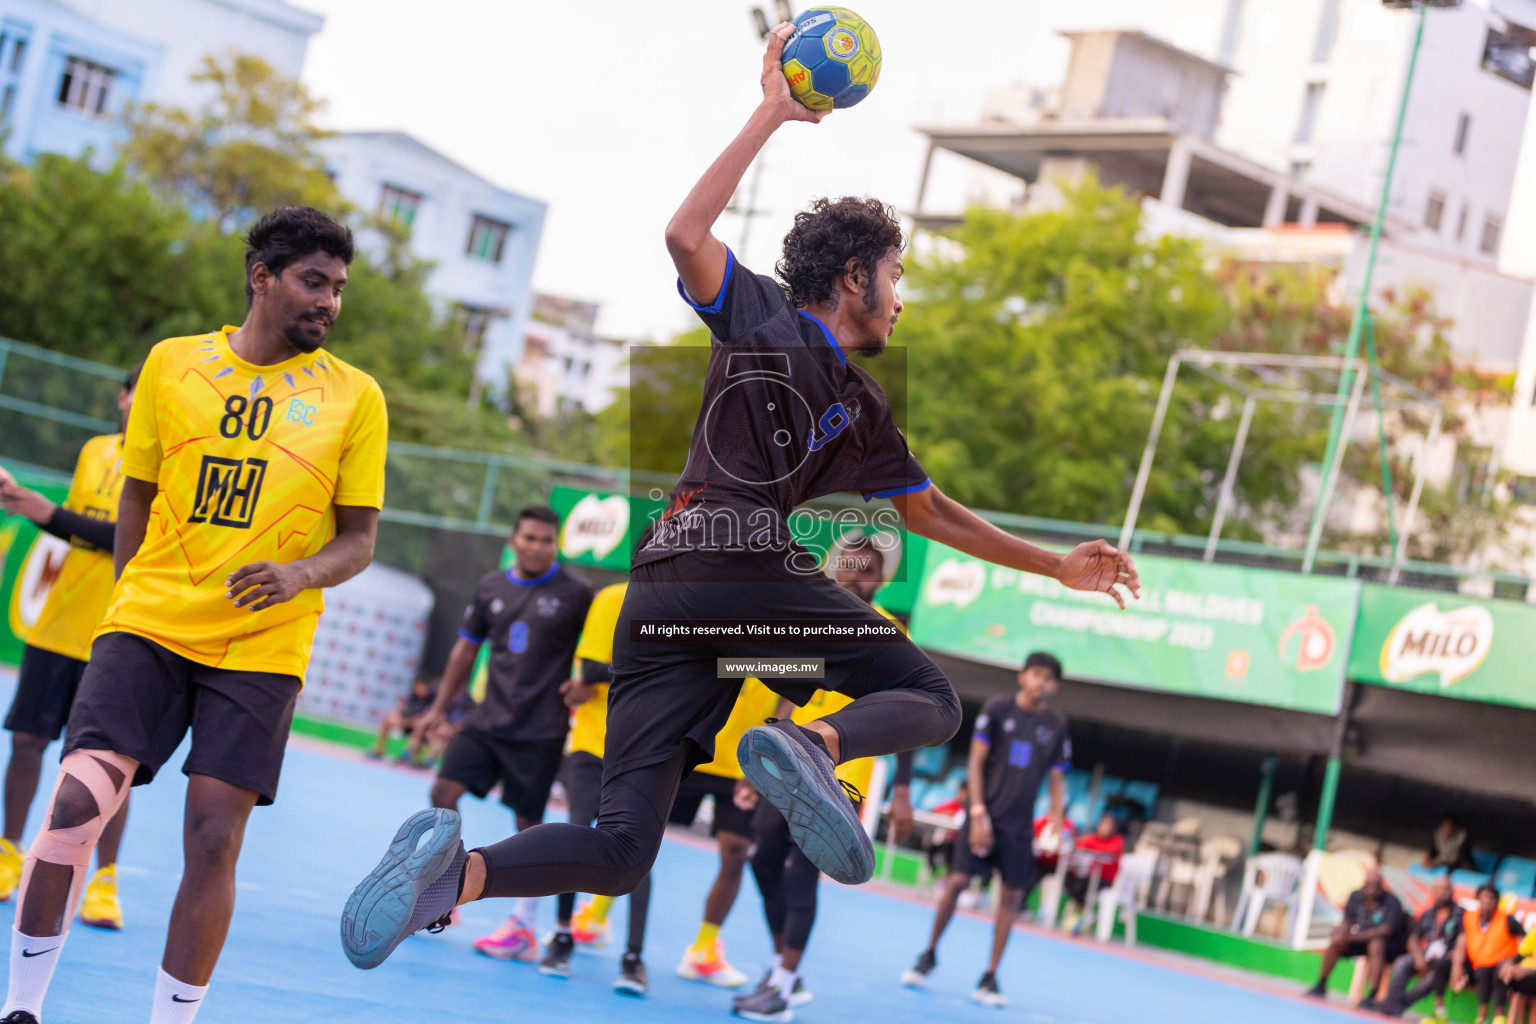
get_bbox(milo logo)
[923,557,985,610]
[559,494,629,562]
[1380,602,1494,688]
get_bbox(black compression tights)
[475,670,958,900]
[751,811,819,952]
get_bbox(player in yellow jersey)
[537,582,654,994]
[732,533,890,1022]
[0,363,141,931]
[1,207,387,1024]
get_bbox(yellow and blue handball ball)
[782,7,882,111]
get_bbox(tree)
[121,54,340,230]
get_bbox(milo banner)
[547,486,926,614]
[910,543,1359,715]
[1348,584,1536,711]
[0,469,72,667]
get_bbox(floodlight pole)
[1205,394,1258,561]
[1388,406,1443,584]
[1301,3,1429,573]
[1119,353,1183,550]
[1302,369,1369,572]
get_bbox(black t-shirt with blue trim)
[458,563,593,743]
[632,250,929,579]
[973,694,1071,833]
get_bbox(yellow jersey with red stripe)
[567,582,627,759]
[26,434,124,661]
[96,327,388,677]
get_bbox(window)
[57,56,116,117]
[0,85,12,120]
[1512,476,1536,506]
[1453,112,1471,156]
[1311,0,1341,63]
[1482,22,1536,90]
[466,215,511,263]
[1455,202,1470,242]
[452,304,494,356]
[1480,213,1502,255]
[1295,82,1326,144]
[9,36,23,74]
[378,184,422,229]
[1424,190,1446,232]
[1290,160,1312,179]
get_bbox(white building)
[915,1,1536,373]
[0,0,319,165]
[320,131,547,392]
[515,294,625,419]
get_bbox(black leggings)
[750,802,820,952]
[475,578,959,901]
[553,752,651,955]
[1471,964,1508,1014]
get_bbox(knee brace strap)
[32,750,134,867]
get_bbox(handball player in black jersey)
[341,22,1141,970]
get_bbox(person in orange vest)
[1452,882,1526,1024]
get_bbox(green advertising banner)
[910,543,1359,715]
[0,469,72,667]
[548,485,927,608]
[1348,584,1536,711]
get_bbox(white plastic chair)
[1034,822,1073,929]
[1095,852,1155,944]
[1189,836,1245,925]
[1232,852,1304,937]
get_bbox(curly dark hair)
[776,196,904,309]
[244,206,354,306]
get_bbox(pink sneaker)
[473,916,540,962]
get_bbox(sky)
[295,0,1154,340]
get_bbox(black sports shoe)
[732,982,793,1022]
[971,971,1006,1008]
[1304,982,1328,1000]
[738,719,874,885]
[538,931,574,977]
[2,1012,40,1024]
[614,953,649,997]
[901,949,936,987]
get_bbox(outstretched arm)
[894,483,1141,608]
[664,22,824,306]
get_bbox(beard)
[283,319,328,353]
[853,286,890,358]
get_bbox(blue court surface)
[0,669,1361,1024]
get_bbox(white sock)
[769,964,797,997]
[512,897,541,927]
[772,953,783,970]
[150,967,209,1024]
[4,928,68,1017]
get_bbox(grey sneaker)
[340,808,465,969]
[901,949,936,987]
[614,953,650,997]
[971,971,1006,1008]
[538,931,574,977]
[737,720,873,885]
[733,981,794,1022]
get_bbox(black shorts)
[5,645,88,740]
[561,750,604,828]
[1343,937,1410,962]
[952,827,1038,892]
[439,726,564,821]
[62,632,301,805]
[605,559,947,781]
[1510,973,1536,997]
[668,770,754,838]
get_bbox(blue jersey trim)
[796,309,847,366]
[506,562,560,587]
[972,732,992,746]
[862,477,932,502]
[676,247,735,314]
[457,629,485,644]
[1052,763,1071,772]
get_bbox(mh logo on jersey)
[190,456,268,528]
